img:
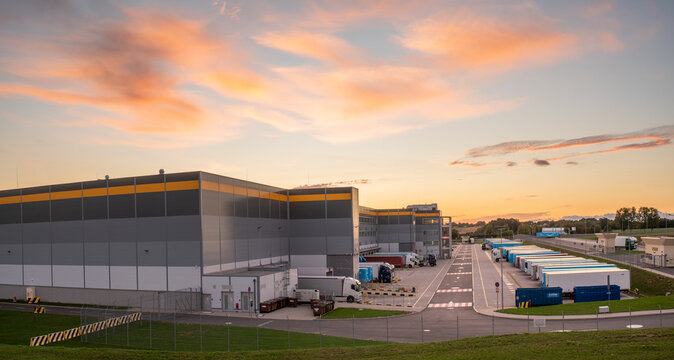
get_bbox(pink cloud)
[253,30,364,66]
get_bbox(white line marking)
[257,320,273,327]
[437,288,472,293]
[428,302,472,308]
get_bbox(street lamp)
[496,226,506,310]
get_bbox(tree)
[451,227,460,240]
[516,224,532,235]
[638,207,660,231]
[615,207,637,231]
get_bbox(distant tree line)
[458,206,668,237]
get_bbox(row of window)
[423,230,440,236]
[359,230,377,237]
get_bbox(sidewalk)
[472,303,674,320]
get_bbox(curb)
[472,305,674,320]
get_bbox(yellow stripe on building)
[202,180,219,192]
[289,194,324,202]
[166,180,199,191]
[21,193,50,202]
[108,185,135,196]
[414,213,440,217]
[83,188,107,197]
[50,190,82,200]
[135,183,164,193]
[0,195,21,205]
[326,193,351,201]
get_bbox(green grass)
[320,308,407,319]
[524,241,674,297]
[1,328,673,359]
[0,310,378,352]
[499,295,674,315]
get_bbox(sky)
[0,0,672,223]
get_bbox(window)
[423,241,439,246]
[423,230,440,236]
[423,218,439,224]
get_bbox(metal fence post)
[352,314,355,346]
[596,309,599,331]
[386,316,389,343]
[200,313,203,352]
[629,305,632,328]
[319,314,322,348]
[492,313,494,335]
[659,305,662,328]
[149,308,152,349]
[105,306,108,345]
[126,309,130,347]
[456,313,459,339]
[421,315,424,343]
[562,311,565,332]
[139,295,143,327]
[173,310,177,351]
[522,306,530,330]
[257,324,260,351]
[287,316,290,350]
[227,314,230,352]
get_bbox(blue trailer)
[515,287,563,307]
[536,232,559,238]
[574,285,621,303]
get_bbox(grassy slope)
[2,328,673,360]
[524,241,674,296]
[320,308,407,319]
[0,310,378,352]
[500,295,674,315]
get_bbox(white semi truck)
[297,276,362,303]
[615,236,638,250]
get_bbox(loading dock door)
[240,292,251,311]
[222,291,234,310]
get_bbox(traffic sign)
[495,288,500,294]
[495,282,500,288]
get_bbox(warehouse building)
[0,171,448,309]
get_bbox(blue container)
[358,268,370,282]
[573,285,620,303]
[515,287,563,307]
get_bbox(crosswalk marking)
[436,288,472,293]
[428,302,472,308]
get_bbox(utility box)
[25,287,35,300]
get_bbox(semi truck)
[297,276,362,303]
[375,252,422,266]
[358,262,395,282]
[615,236,638,250]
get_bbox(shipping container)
[515,287,563,307]
[573,285,621,303]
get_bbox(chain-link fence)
[77,297,674,352]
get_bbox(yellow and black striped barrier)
[33,306,45,314]
[518,301,531,308]
[29,312,142,347]
[27,297,40,304]
[363,291,415,297]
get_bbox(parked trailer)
[542,268,630,293]
[515,287,563,307]
[537,264,616,281]
[517,254,569,271]
[534,261,607,280]
[297,276,362,303]
[364,254,414,268]
[526,257,589,276]
[574,285,621,303]
[359,262,394,283]
[376,252,421,266]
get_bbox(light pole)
[496,226,506,310]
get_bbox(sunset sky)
[0,0,672,222]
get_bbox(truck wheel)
[347,296,355,303]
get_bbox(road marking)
[412,247,458,307]
[437,288,472,293]
[473,243,490,308]
[428,302,472,308]
[257,320,273,327]
[447,272,471,275]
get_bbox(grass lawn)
[320,308,407,319]
[524,241,674,296]
[1,328,673,359]
[499,295,674,316]
[0,310,379,352]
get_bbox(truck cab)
[344,277,362,303]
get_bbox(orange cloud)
[253,30,364,66]
[449,160,487,168]
[398,12,576,70]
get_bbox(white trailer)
[297,276,362,303]
[542,268,630,293]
